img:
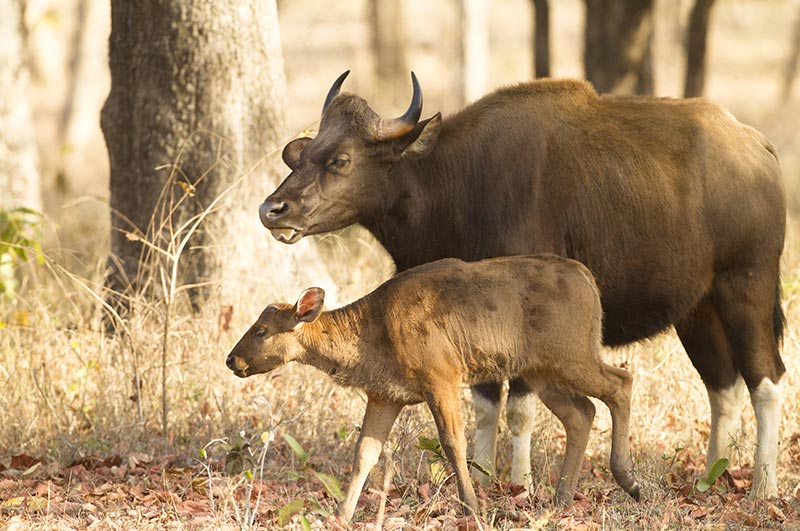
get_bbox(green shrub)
[0,206,44,300]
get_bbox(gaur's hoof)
[628,482,641,502]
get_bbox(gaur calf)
[226,255,640,522]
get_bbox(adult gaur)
[260,71,786,499]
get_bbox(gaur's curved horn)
[372,72,423,141]
[322,70,350,117]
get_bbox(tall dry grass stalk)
[0,130,390,461]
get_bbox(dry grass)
[2,210,800,531]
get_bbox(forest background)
[2,0,800,529]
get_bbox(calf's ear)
[294,287,325,324]
[401,113,442,159]
[282,137,312,170]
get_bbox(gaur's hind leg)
[712,268,785,498]
[507,378,539,492]
[470,382,502,486]
[675,296,747,473]
[538,385,595,505]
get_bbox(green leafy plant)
[416,436,492,483]
[0,207,44,300]
[277,433,344,528]
[417,436,448,483]
[197,430,275,530]
[695,457,729,493]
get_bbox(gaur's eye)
[329,156,350,171]
[255,328,266,337]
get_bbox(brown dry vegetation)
[3,0,800,529]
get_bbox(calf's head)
[226,288,325,377]
[260,71,442,244]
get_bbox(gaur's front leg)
[338,398,403,523]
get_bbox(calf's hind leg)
[596,365,640,500]
[544,362,640,501]
[537,384,596,505]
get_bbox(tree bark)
[101,0,288,306]
[583,0,655,95]
[368,0,409,110]
[684,0,716,98]
[532,0,550,78]
[0,0,42,211]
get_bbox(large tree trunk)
[532,0,550,78]
[684,0,716,98]
[101,0,303,308]
[583,0,655,95]
[0,0,42,211]
[368,0,408,110]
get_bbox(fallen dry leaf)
[689,505,714,519]
[418,482,431,501]
[454,514,484,531]
[557,516,600,531]
[768,502,786,522]
[9,454,40,470]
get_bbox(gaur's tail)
[773,276,786,347]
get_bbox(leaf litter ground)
[1,447,799,530]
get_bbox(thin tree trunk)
[782,1,800,102]
[532,0,550,78]
[55,0,89,195]
[0,0,42,211]
[458,0,491,103]
[684,0,716,98]
[583,0,655,95]
[368,0,408,110]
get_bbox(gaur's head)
[260,71,442,244]
[225,288,325,377]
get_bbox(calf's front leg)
[426,384,479,515]
[338,398,403,523]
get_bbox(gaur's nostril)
[269,201,288,217]
[259,199,290,227]
[226,354,235,370]
[262,199,289,218]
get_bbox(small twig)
[374,447,395,531]
[30,364,60,429]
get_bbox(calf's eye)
[255,328,266,337]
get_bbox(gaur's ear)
[401,113,442,159]
[293,287,325,324]
[282,137,312,170]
